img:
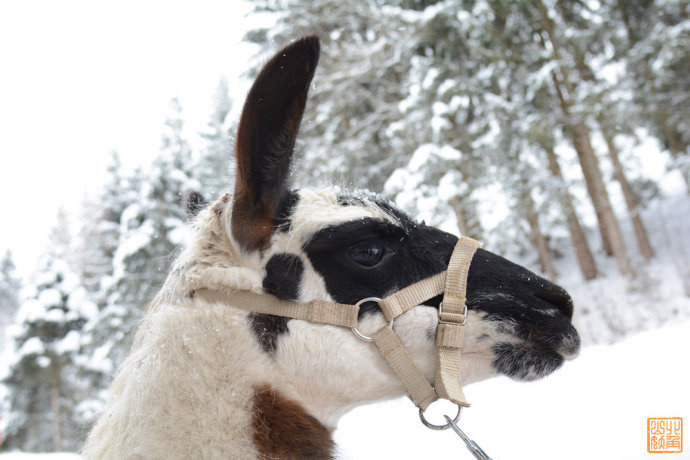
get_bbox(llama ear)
[232,35,320,251]
[186,191,207,219]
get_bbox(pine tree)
[247,0,416,190]
[621,0,690,191]
[197,79,234,199]
[0,250,22,349]
[534,0,632,275]
[1,216,98,452]
[75,151,130,300]
[92,98,199,370]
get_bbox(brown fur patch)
[252,384,334,460]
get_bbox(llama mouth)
[516,320,581,357]
[491,342,567,381]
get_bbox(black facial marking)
[466,249,579,352]
[248,313,290,355]
[274,190,299,233]
[302,194,579,379]
[263,253,304,301]
[337,193,365,207]
[337,192,415,232]
[304,216,456,318]
[467,249,574,320]
[491,342,564,380]
[252,253,304,354]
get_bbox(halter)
[194,236,491,458]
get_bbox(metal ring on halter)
[351,297,393,342]
[418,403,463,430]
[438,300,468,326]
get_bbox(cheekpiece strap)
[433,237,481,407]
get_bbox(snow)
[16,337,43,357]
[55,331,81,355]
[7,322,685,459]
[37,289,61,308]
[0,455,80,460]
[335,320,690,459]
[15,300,45,324]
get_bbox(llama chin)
[82,35,579,459]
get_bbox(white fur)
[82,193,503,459]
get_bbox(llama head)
[198,36,579,422]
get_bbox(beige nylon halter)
[195,236,481,423]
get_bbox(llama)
[82,36,580,459]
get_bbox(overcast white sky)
[0,0,266,274]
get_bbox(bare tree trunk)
[450,197,470,236]
[537,0,633,276]
[51,364,62,451]
[569,121,633,275]
[544,145,598,280]
[524,193,558,281]
[658,109,690,193]
[598,118,655,259]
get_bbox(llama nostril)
[534,286,573,320]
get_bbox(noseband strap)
[193,237,481,414]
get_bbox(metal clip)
[443,415,492,460]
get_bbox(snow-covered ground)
[0,455,79,460]
[336,320,689,459]
[3,320,686,459]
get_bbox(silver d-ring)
[351,297,392,342]
[419,403,463,430]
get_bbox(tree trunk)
[570,121,633,275]
[537,0,633,276]
[450,197,470,236]
[51,364,62,451]
[524,192,558,281]
[544,145,598,280]
[658,109,690,193]
[598,118,655,259]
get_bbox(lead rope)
[445,415,493,460]
[191,237,491,458]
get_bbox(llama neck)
[82,299,340,459]
[252,383,335,459]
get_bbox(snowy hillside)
[336,320,690,460]
[555,192,690,346]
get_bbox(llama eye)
[348,243,384,267]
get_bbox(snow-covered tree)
[0,250,21,350]
[1,218,98,452]
[247,0,417,190]
[622,0,690,190]
[75,151,130,301]
[90,98,199,370]
[197,79,235,199]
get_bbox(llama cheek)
[390,307,438,380]
[272,320,408,427]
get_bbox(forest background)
[0,0,688,455]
